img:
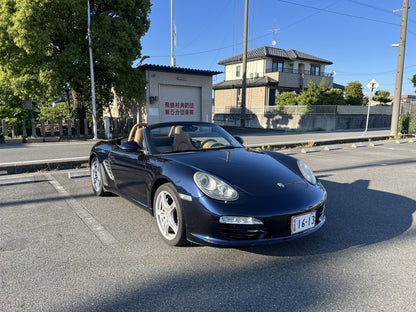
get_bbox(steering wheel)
[201,139,217,148]
[202,140,224,149]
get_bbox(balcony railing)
[265,67,333,78]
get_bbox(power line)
[275,0,400,26]
[347,0,416,24]
[149,0,414,59]
[331,65,416,76]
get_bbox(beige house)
[213,46,333,113]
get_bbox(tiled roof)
[139,64,221,76]
[218,46,332,65]
[213,76,279,90]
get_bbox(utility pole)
[171,0,176,67]
[390,0,409,137]
[240,0,249,128]
[87,0,98,139]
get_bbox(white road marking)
[45,173,117,246]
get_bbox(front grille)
[219,224,265,240]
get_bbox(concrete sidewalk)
[234,128,392,148]
[0,127,394,175]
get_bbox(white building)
[139,64,220,124]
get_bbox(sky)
[140,0,416,96]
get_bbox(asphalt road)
[0,140,415,311]
[0,128,391,166]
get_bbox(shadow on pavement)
[68,178,415,312]
[241,178,415,256]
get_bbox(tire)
[90,157,106,196]
[154,183,187,246]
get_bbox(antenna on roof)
[269,19,279,47]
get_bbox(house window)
[272,60,284,72]
[311,65,321,76]
[236,65,241,77]
[269,88,276,106]
[236,88,241,107]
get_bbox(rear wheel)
[154,183,187,246]
[90,157,106,196]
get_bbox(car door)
[109,147,150,207]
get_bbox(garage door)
[160,85,201,122]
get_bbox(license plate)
[291,211,316,235]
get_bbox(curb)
[0,159,89,175]
[244,135,392,149]
[0,134,395,176]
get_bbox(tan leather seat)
[173,126,195,152]
[128,123,147,147]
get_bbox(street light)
[87,0,98,139]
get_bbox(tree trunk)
[72,89,86,134]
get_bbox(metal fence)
[0,116,137,141]
[213,105,388,116]
[400,100,416,115]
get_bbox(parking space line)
[45,173,118,246]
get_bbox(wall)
[214,87,267,111]
[144,70,213,124]
[213,105,393,131]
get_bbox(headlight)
[194,172,239,201]
[297,160,317,185]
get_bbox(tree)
[297,79,326,106]
[276,92,298,106]
[411,74,416,92]
[345,81,364,105]
[0,87,32,137]
[321,88,345,105]
[0,0,151,123]
[373,90,392,105]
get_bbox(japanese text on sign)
[164,102,194,116]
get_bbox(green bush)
[38,103,72,121]
[409,115,416,134]
[276,92,298,106]
[398,114,416,134]
[399,114,409,134]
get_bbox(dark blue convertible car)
[89,121,326,246]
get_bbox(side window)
[311,65,321,76]
[236,65,241,78]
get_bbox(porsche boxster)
[89,121,326,246]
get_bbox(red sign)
[164,102,194,115]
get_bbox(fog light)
[319,205,326,222]
[219,216,263,225]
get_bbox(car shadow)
[238,178,415,256]
[65,179,416,312]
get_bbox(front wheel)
[90,157,106,196]
[154,183,187,246]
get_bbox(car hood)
[160,148,308,196]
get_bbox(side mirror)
[120,140,141,151]
[234,136,244,145]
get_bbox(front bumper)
[181,188,327,247]
[189,217,326,247]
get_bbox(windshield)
[146,122,243,154]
